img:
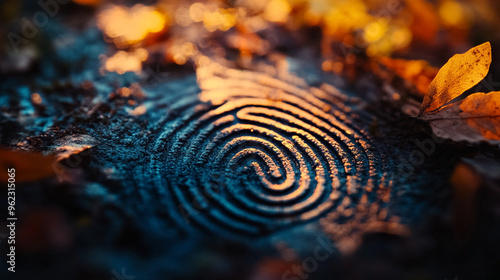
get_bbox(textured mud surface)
[144,60,396,237]
[2,6,500,280]
[0,55,450,279]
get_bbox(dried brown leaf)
[418,42,492,115]
[420,91,500,143]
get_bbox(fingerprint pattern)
[150,60,392,238]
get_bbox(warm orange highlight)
[97,4,166,47]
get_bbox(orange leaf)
[0,150,58,182]
[419,42,492,115]
[420,91,500,143]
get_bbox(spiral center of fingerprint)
[150,60,392,237]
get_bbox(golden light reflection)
[188,3,237,32]
[168,41,198,65]
[94,0,484,75]
[97,4,167,48]
[439,0,468,28]
[203,9,236,31]
[323,0,370,35]
[175,6,192,26]
[264,0,291,23]
[103,49,148,74]
[189,3,206,23]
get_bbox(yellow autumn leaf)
[418,42,492,115]
[419,91,500,143]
